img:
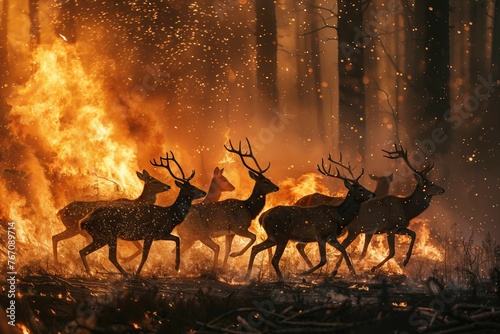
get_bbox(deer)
[122,167,233,262]
[52,170,170,263]
[79,152,206,277]
[245,154,375,281]
[175,138,279,269]
[294,173,392,206]
[202,167,235,204]
[293,173,393,267]
[330,142,445,275]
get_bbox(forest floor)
[2,272,500,334]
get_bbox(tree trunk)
[0,0,8,91]
[255,0,278,112]
[469,0,488,80]
[492,0,500,80]
[414,0,451,155]
[55,0,77,43]
[337,0,366,161]
[29,0,40,49]
[309,1,325,140]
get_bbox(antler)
[150,151,195,182]
[382,142,434,177]
[224,138,270,175]
[317,153,364,184]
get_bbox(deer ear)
[136,171,144,180]
[344,180,354,190]
[175,180,183,188]
[249,170,259,180]
[387,173,393,181]
[142,169,150,177]
[219,168,224,174]
[214,167,220,175]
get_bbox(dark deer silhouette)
[79,153,206,277]
[331,143,444,274]
[53,170,170,263]
[245,154,375,281]
[175,139,279,269]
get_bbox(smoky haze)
[0,0,498,272]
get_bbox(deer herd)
[53,140,444,281]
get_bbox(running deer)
[245,154,375,281]
[293,173,393,265]
[294,173,392,206]
[53,170,170,263]
[175,139,279,269]
[126,167,233,262]
[79,152,206,277]
[331,143,445,274]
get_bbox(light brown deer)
[53,170,170,263]
[331,143,445,275]
[79,152,206,277]
[294,173,392,206]
[202,167,235,204]
[245,154,375,281]
[175,139,279,269]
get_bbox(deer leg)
[327,237,357,277]
[136,238,154,276]
[121,241,143,263]
[332,230,359,276]
[301,238,327,276]
[296,242,314,268]
[244,238,276,280]
[161,234,181,271]
[371,233,396,272]
[108,239,129,277]
[230,230,256,257]
[222,234,235,268]
[271,241,288,282]
[359,234,374,260]
[79,240,107,277]
[179,238,196,255]
[398,228,416,266]
[53,228,80,263]
[199,237,220,269]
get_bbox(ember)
[0,0,498,333]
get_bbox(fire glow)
[1,23,445,281]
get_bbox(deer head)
[213,167,235,192]
[224,138,279,195]
[383,142,444,196]
[317,153,375,202]
[151,152,207,200]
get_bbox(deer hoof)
[229,252,240,258]
[331,269,338,277]
[403,259,409,267]
[370,267,377,273]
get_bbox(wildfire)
[2,42,145,264]
[0,43,445,280]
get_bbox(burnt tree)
[255,0,279,112]
[337,0,366,161]
[0,0,8,90]
[29,0,40,48]
[469,0,488,79]
[493,0,500,80]
[413,0,451,155]
[309,0,326,140]
[55,0,77,43]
